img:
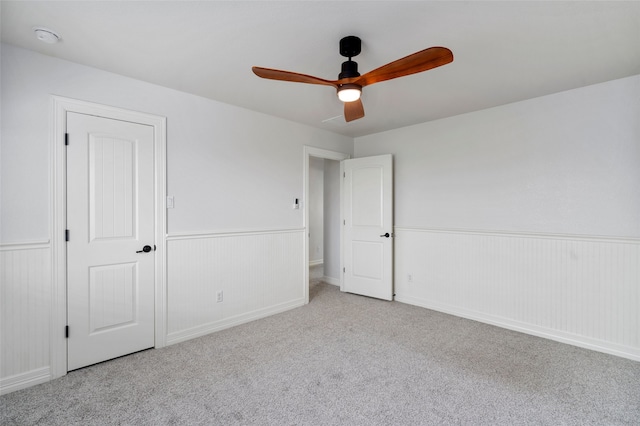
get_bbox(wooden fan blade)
[344,98,365,122]
[252,67,338,88]
[354,47,453,87]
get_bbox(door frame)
[302,146,350,304]
[51,96,167,379]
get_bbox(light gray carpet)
[2,275,639,425]
[309,263,324,282]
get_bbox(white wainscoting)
[0,242,52,394]
[166,229,305,344]
[394,228,640,361]
[1,229,306,394]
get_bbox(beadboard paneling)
[166,229,305,344]
[394,228,640,360]
[0,243,52,393]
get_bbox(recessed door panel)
[89,263,137,333]
[351,167,383,228]
[89,136,136,241]
[351,241,383,280]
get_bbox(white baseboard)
[395,294,640,362]
[322,276,340,286]
[309,259,323,267]
[0,367,51,395]
[166,298,305,346]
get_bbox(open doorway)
[303,146,350,304]
[308,157,341,298]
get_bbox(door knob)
[380,233,390,238]
[136,245,153,253]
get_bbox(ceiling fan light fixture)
[253,35,453,122]
[337,84,362,103]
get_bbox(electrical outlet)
[216,291,223,303]
[407,274,413,283]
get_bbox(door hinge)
[65,229,69,241]
[65,133,69,146]
[343,220,346,225]
[65,326,69,338]
[343,172,346,178]
[343,267,346,273]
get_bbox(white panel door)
[343,155,393,300]
[67,112,155,370]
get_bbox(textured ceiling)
[2,1,639,137]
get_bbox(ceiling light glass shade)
[337,84,362,102]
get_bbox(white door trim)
[51,96,167,379]
[302,146,350,304]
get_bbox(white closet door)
[67,112,155,370]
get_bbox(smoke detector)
[33,27,60,44]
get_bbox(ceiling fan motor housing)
[339,60,360,79]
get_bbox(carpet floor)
[2,275,639,425]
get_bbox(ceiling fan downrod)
[338,36,361,79]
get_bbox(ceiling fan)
[252,36,453,122]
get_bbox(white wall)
[355,75,640,360]
[308,157,324,264]
[357,75,640,237]
[0,44,353,393]
[1,44,353,241]
[323,159,341,282]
